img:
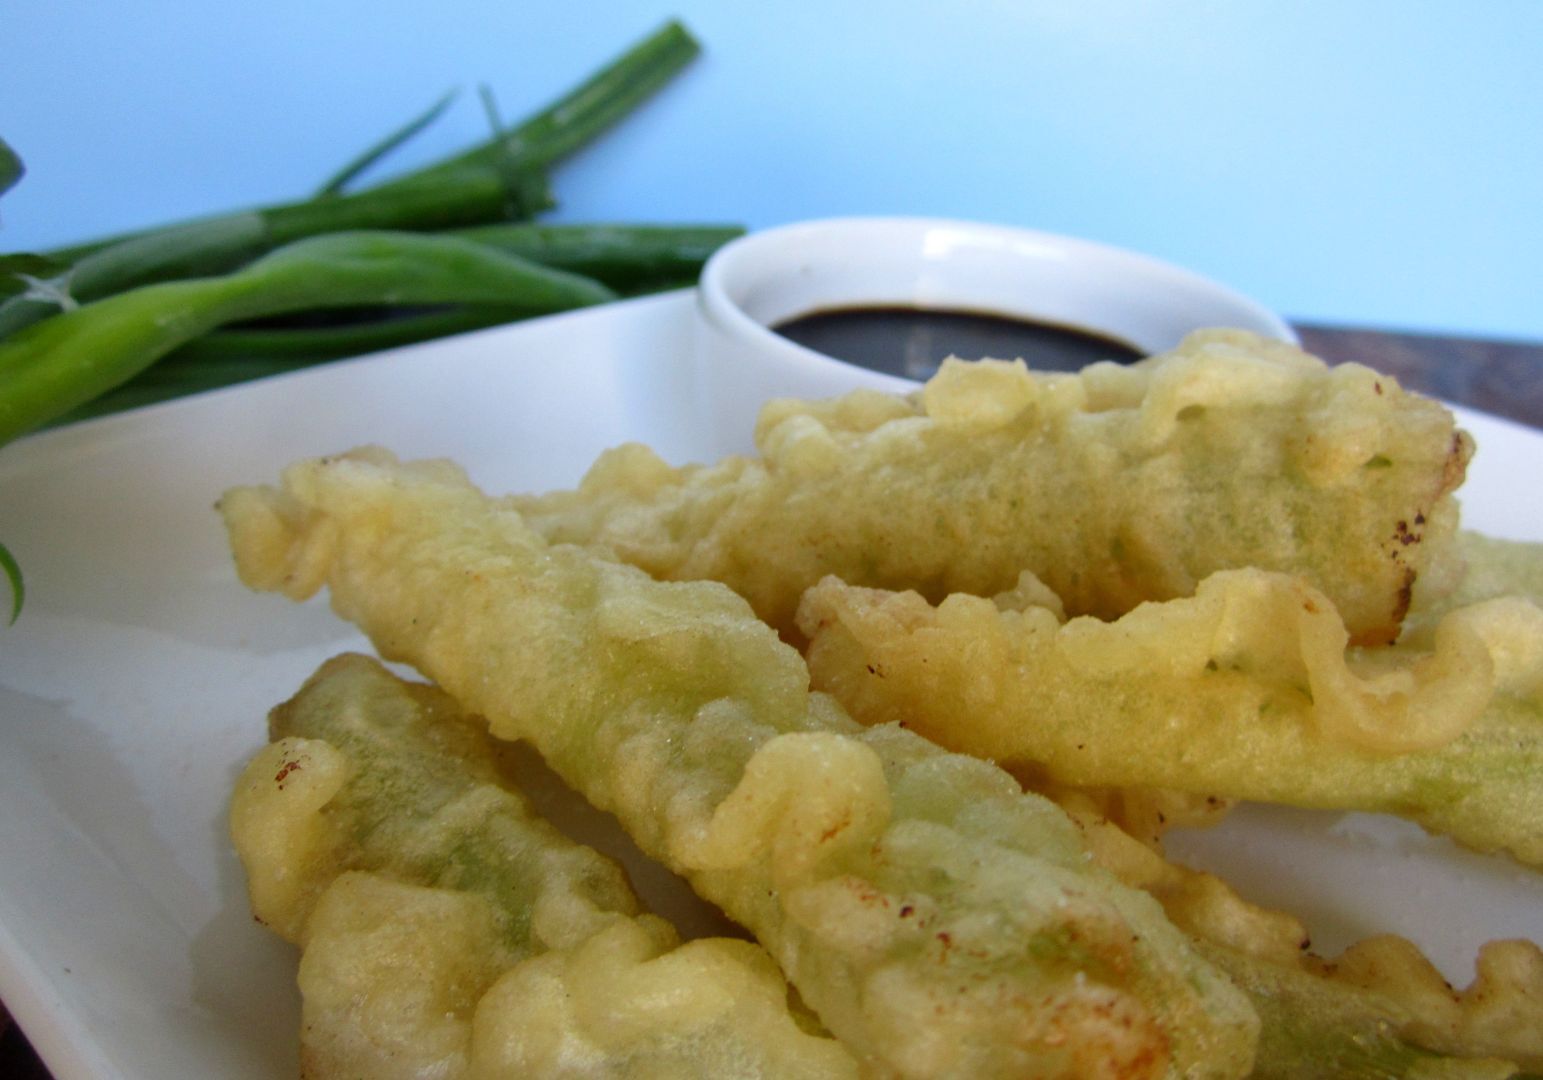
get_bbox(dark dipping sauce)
[774,306,1145,380]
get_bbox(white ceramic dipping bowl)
[694,216,1296,452]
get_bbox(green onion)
[0,253,67,302]
[380,19,700,189]
[0,137,22,198]
[0,20,716,619]
[0,230,615,446]
[451,223,743,292]
[0,19,706,370]
[0,541,21,624]
[165,306,526,364]
[314,89,459,196]
[49,356,328,423]
[36,20,698,268]
[0,161,551,340]
[2,20,701,350]
[58,223,742,413]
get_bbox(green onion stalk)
[451,222,742,292]
[46,221,743,424]
[0,25,727,429]
[37,20,699,266]
[0,543,20,625]
[0,136,22,197]
[1,19,701,340]
[0,21,710,430]
[0,231,616,447]
[0,163,552,340]
[312,88,461,197]
[378,19,700,189]
[0,138,19,618]
[0,20,723,621]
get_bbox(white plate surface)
[0,290,1539,1078]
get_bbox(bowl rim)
[696,215,1298,388]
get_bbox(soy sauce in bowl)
[773,305,1145,381]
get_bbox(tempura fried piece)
[512,331,1470,645]
[796,570,1543,864]
[220,449,1260,1080]
[1064,796,1543,1077]
[1408,532,1543,632]
[1030,780,1236,853]
[231,652,856,1078]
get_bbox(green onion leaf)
[378,20,700,190]
[0,253,68,302]
[0,229,618,446]
[314,88,459,196]
[0,541,22,624]
[0,137,22,198]
[478,84,505,136]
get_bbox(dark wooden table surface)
[1294,324,1543,429]
[2,322,1540,1079]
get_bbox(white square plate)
[1,290,1539,1078]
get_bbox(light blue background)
[3,1,1539,340]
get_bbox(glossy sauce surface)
[773,305,1145,379]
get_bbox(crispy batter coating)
[797,570,1543,865]
[512,331,1470,646]
[230,652,857,1079]
[1408,533,1543,636]
[1066,797,1543,1076]
[1032,781,1237,853]
[220,449,1261,1080]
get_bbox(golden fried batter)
[797,569,1543,865]
[231,652,858,1078]
[513,331,1470,646]
[1064,796,1543,1076]
[220,448,1260,1080]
